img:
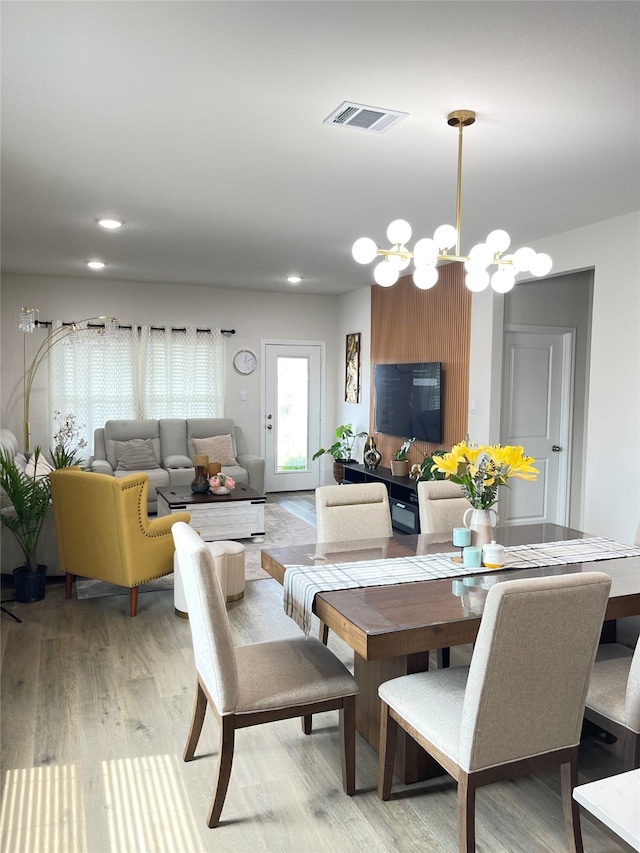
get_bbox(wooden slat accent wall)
[370,262,470,468]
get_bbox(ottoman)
[173,539,246,617]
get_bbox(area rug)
[75,503,316,599]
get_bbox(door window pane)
[276,357,309,471]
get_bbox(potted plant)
[390,437,416,476]
[312,424,367,484]
[409,448,448,488]
[0,447,52,603]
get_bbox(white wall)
[469,211,640,543]
[0,274,341,457]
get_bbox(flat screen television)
[374,362,442,444]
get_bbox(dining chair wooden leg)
[301,714,312,735]
[129,586,139,617]
[319,621,329,645]
[561,750,584,853]
[184,679,208,761]
[457,772,476,853]
[207,715,236,828]
[624,732,640,771]
[340,695,356,795]
[65,572,73,599]
[377,701,398,800]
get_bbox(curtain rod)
[34,321,235,336]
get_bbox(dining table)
[261,522,640,784]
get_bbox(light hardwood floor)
[0,493,628,852]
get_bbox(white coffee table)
[157,484,265,541]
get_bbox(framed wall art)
[345,332,361,403]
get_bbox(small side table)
[573,768,640,851]
[173,540,246,617]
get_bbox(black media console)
[341,462,421,535]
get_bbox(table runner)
[283,537,640,638]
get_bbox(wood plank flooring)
[0,492,628,852]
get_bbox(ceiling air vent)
[323,101,408,134]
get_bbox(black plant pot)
[13,565,47,603]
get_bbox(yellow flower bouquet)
[431,439,538,509]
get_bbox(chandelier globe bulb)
[491,269,516,293]
[374,261,399,287]
[465,269,490,292]
[413,237,439,266]
[386,219,412,245]
[468,242,494,269]
[486,229,511,254]
[352,237,378,264]
[530,253,553,277]
[413,266,439,290]
[388,251,411,271]
[433,224,457,251]
[512,246,537,272]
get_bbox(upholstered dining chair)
[377,571,611,853]
[583,641,640,770]
[49,467,190,616]
[417,480,469,534]
[315,482,393,543]
[315,482,392,643]
[172,521,359,828]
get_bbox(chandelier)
[18,310,121,451]
[352,110,552,293]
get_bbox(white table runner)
[283,537,640,638]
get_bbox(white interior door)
[263,342,323,492]
[500,326,574,526]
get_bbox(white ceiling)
[2,1,639,296]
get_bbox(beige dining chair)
[417,479,469,534]
[583,640,640,770]
[377,571,611,853]
[172,522,359,828]
[315,482,392,643]
[315,482,392,543]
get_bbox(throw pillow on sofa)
[114,439,159,471]
[192,435,238,466]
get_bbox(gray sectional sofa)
[91,418,265,512]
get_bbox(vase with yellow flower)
[430,439,538,547]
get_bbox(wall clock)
[233,349,257,375]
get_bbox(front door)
[263,342,323,492]
[500,326,574,525]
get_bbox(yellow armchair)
[49,467,190,616]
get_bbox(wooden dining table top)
[260,523,640,661]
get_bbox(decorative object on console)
[410,448,447,485]
[209,473,236,495]
[17,310,121,452]
[390,437,415,477]
[352,109,552,292]
[191,455,210,493]
[431,439,538,547]
[345,332,361,403]
[363,435,382,470]
[312,424,367,484]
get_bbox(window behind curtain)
[49,323,224,454]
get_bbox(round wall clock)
[232,349,257,375]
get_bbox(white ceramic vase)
[463,507,499,548]
[212,486,230,495]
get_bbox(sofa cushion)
[104,419,161,469]
[114,439,159,471]
[192,435,238,466]
[25,454,54,480]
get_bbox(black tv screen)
[374,362,442,444]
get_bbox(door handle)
[552,445,562,452]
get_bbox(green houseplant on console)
[390,437,416,476]
[0,448,52,603]
[312,424,367,484]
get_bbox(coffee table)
[157,483,266,541]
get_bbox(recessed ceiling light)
[97,218,124,230]
[287,275,302,284]
[87,260,106,270]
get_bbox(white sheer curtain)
[141,326,224,418]
[48,322,225,454]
